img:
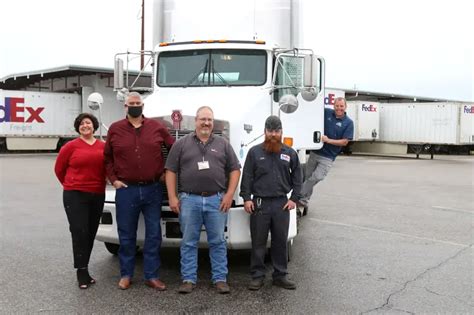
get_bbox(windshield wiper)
[211,60,230,87]
[185,59,209,87]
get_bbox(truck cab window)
[158,49,266,87]
[272,55,303,102]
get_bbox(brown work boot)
[178,281,195,294]
[145,279,167,291]
[118,277,131,290]
[215,281,230,294]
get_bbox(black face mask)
[127,106,143,118]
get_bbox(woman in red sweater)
[54,113,106,289]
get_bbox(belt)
[187,191,220,197]
[126,180,158,186]
[253,196,287,199]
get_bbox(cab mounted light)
[283,137,293,147]
[158,40,265,46]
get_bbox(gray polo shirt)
[165,132,241,193]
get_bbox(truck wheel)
[0,137,6,152]
[104,242,120,255]
[409,144,423,158]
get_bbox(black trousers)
[63,190,104,269]
[250,196,289,280]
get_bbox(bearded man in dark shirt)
[240,115,302,291]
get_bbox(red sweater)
[54,138,106,194]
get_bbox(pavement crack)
[423,287,473,307]
[360,244,473,314]
[392,308,415,315]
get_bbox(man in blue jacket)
[299,97,354,214]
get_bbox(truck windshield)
[157,49,267,87]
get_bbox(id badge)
[197,161,210,170]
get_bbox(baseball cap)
[265,115,282,131]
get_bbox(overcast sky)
[0,0,472,101]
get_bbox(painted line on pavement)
[432,206,474,215]
[308,218,471,248]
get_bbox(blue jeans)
[115,182,163,280]
[179,192,228,284]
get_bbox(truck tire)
[0,138,6,152]
[104,242,120,255]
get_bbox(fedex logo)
[362,104,377,112]
[324,93,335,105]
[0,97,45,123]
[464,105,474,114]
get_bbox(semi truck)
[95,0,326,256]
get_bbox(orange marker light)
[283,137,293,147]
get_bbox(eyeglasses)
[127,102,142,106]
[198,118,213,123]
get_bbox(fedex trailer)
[0,90,81,151]
[345,101,380,141]
[379,102,474,157]
[96,0,325,255]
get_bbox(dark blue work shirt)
[240,143,302,202]
[316,108,354,161]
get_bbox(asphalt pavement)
[0,154,472,314]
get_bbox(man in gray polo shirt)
[165,106,241,294]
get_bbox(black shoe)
[86,270,96,284]
[273,277,296,290]
[248,278,264,290]
[77,268,90,289]
[297,202,308,217]
[302,205,308,216]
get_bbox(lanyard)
[194,134,214,160]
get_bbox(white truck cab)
[96,0,325,257]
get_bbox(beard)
[263,135,282,153]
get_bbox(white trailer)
[378,102,474,157]
[346,101,380,141]
[0,90,81,151]
[96,0,325,255]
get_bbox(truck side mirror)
[279,94,299,114]
[302,54,325,101]
[114,58,124,90]
[303,55,315,88]
[87,92,103,110]
[300,87,317,102]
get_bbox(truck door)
[271,51,325,151]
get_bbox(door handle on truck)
[313,131,321,143]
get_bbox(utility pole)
[141,0,145,70]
